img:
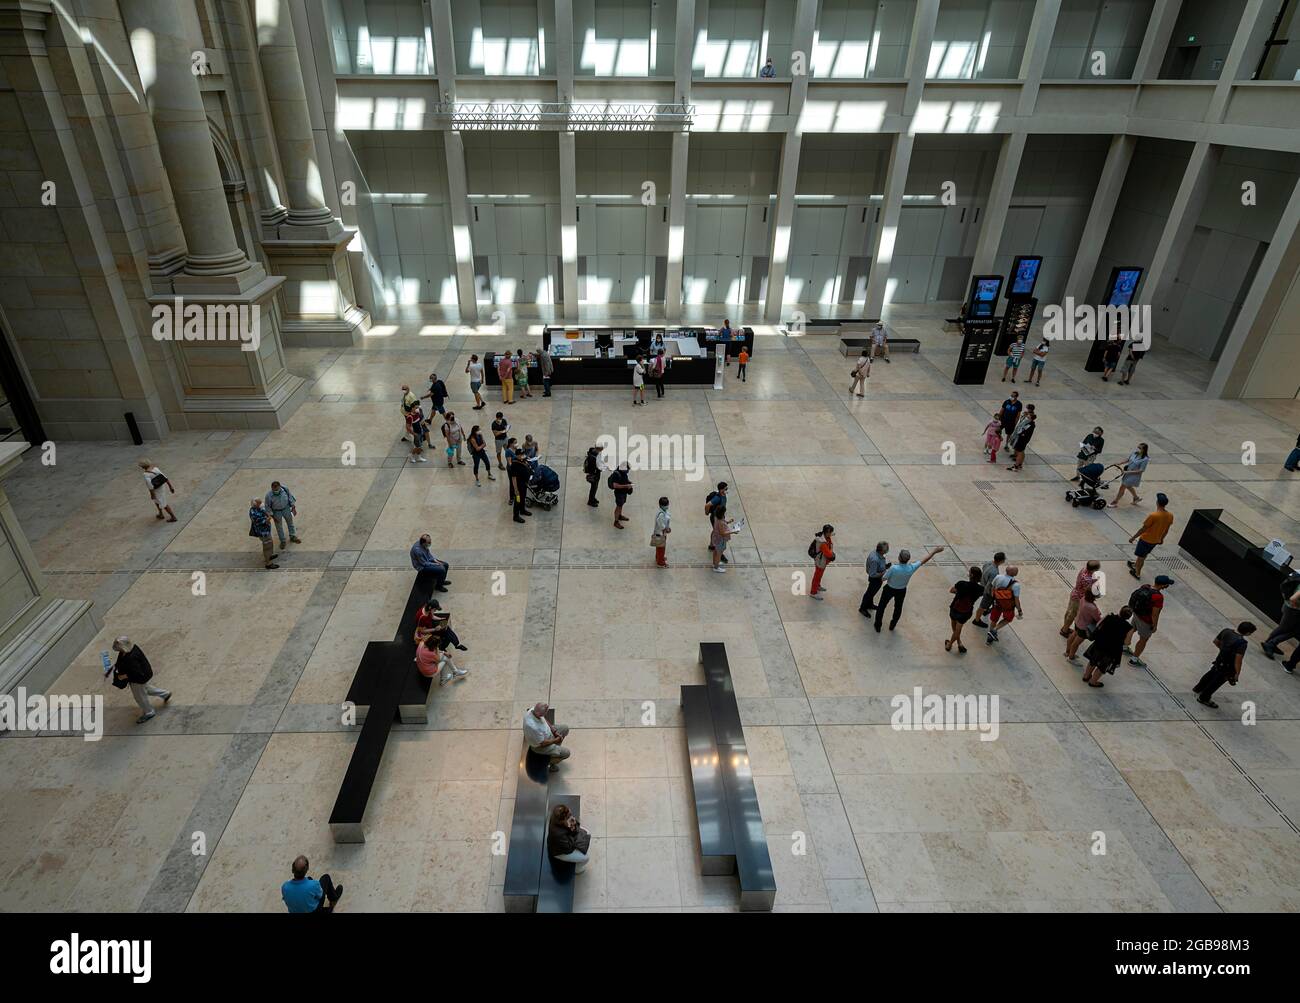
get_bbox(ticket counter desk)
[1178,508,1298,622]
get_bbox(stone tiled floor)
[2,302,1299,913]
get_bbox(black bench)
[840,337,920,356]
[328,570,441,843]
[538,792,582,913]
[505,708,582,912]
[680,643,776,911]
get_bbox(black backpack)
[1129,585,1154,616]
[584,451,598,476]
[808,537,820,559]
[608,472,618,490]
[705,491,719,515]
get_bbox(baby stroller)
[527,458,561,510]
[1066,461,1116,509]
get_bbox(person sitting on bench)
[281,855,343,913]
[524,702,570,772]
[414,600,469,651]
[415,630,468,686]
[547,804,591,873]
[409,534,450,591]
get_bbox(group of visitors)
[1000,335,1050,386]
[413,595,469,687]
[983,390,1035,469]
[248,480,301,570]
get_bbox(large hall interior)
[0,0,1299,915]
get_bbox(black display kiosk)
[1179,509,1297,622]
[995,254,1042,355]
[953,274,1004,385]
[1084,266,1143,372]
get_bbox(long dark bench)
[504,708,580,912]
[681,642,776,911]
[328,569,439,843]
[840,336,920,356]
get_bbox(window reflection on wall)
[325,0,432,74]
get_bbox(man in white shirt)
[871,323,890,363]
[523,702,570,772]
[986,566,1023,644]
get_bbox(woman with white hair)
[137,459,177,522]
[248,497,278,569]
[110,636,171,724]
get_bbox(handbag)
[650,532,666,547]
[150,472,167,489]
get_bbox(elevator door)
[683,204,746,305]
[888,205,943,304]
[786,206,846,306]
[583,205,648,304]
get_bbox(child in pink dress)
[983,413,1003,464]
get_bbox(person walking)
[709,505,733,573]
[998,391,1022,444]
[1116,346,1144,386]
[466,355,486,410]
[110,636,171,724]
[409,534,450,591]
[809,524,835,600]
[652,496,672,568]
[406,402,429,464]
[248,497,279,569]
[972,552,1006,629]
[1007,404,1036,471]
[497,352,515,405]
[1000,334,1026,383]
[632,355,647,406]
[281,855,343,913]
[1072,426,1105,481]
[508,449,533,524]
[946,566,984,653]
[985,565,1023,645]
[705,481,729,563]
[516,349,534,399]
[982,411,1003,464]
[871,322,890,363]
[441,411,467,468]
[537,346,554,397]
[490,412,510,469]
[467,425,494,486]
[651,349,668,398]
[719,318,733,366]
[873,546,944,632]
[1126,575,1173,667]
[424,372,448,417]
[1109,443,1149,507]
[583,443,604,507]
[1081,605,1134,687]
[1285,431,1300,472]
[524,702,571,772]
[1260,578,1300,671]
[1027,337,1049,386]
[1101,338,1123,381]
[609,462,633,528]
[736,346,749,382]
[1060,560,1101,637]
[265,481,301,548]
[859,541,890,615]
[1128,493,1173,578]
[1065,587,1102,662]
[849,349,871,397]
[1194,622,1258,708]
[400,384,419,442]
[137,460,178,522]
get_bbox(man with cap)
[1127,575,1173,668]
[1128,492,1174,580]
[111,636,171,724]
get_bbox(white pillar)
[559,131,579,322]
[664,131,689,321]
[674,0,696,101]
[554,0,574,100]
[1131,0,1184,81]
[1064,134,1134,304]
[1016,0,1062,115]
[903,0,940,117]
[862,134,915,320]
[1208,0,1274,121]
[430,0,478,323]
[967,132,1026,286]
[763,132,802,322]
[1145,141,1219,337]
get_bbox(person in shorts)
[946,566,984,654]
[466,355,485,410]
[1001,335,1026,383]
[1027,338,1049,386]
[1127,575,1173,668]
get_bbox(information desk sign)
[953,317,1002,385]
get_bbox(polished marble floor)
[3,302,1300,913]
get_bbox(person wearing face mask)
[248,497,278,569]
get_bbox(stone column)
[862,134,915,320]
[663,131,689,322]
[1131,0,1184,81]
[558,131,579,322]
[903,0,941,117]
[966,132,1026,289]
[1208,0,1274,121]
[1064,134,1135,304]
[762,132,803,322]
[431,0,478,322]
[254,0,369,346]
[1145,141,1219,338]
[1016,0,1061,115]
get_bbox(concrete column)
[789,0,817,118]
[1208,0,1274,120]
[1131,0,1184,81]
[254,0,339,234]
[554,0,574,101]
[1207,176,1300,399]
[862,134,915,320]
[763,132,803,322]
[1145,141,1219,337]
[664,131,689,322]
[559,131,579,322]
[967,132,1026,286]
[1063,134,1134,304]
[903,0,940,117]
[1016,0,1062,115]
[674,0,696,101]
[429,0,476,322]
[120,0,262,290]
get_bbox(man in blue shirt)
[759,56,776,78]
[874,545,943,632]
[249,497,278,570]
[265,481,300,548]
[410,534,450,591]
[281,855,342,913]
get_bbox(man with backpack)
[441,411,467,468]
[583,444,604,507]
[265,480,301,548]
[971,552,1006,629]
[809,525,835,600]
[1127,575,1173,667]
[1194,622,1257,709]
[985,565,1023,644]
[705,482,729,563]
[423,372,448,417]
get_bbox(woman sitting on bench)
[547,804,592,873]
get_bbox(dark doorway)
[0,319,43,449]
[1163,45,1201,79]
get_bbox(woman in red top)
[810,524,835,600]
